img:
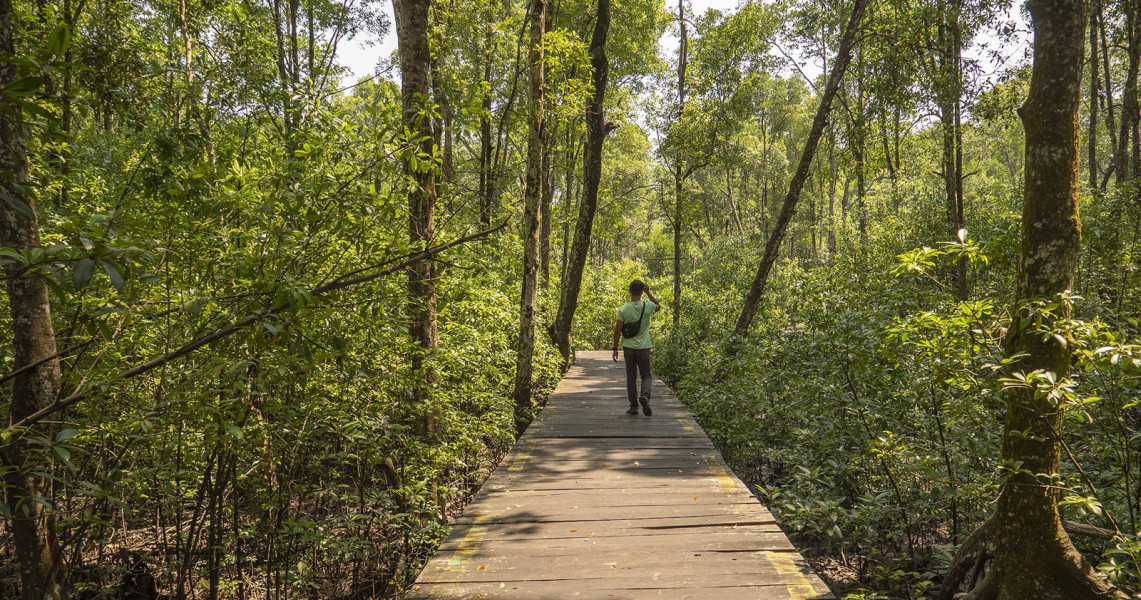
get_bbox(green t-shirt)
[617,300,658,349]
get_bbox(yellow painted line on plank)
[444,514,493,570]
[766,551,822,599]
[507,439,534,472]
[701,455,743,493]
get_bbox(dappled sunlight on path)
[406,351,833,600]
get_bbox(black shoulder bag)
[621,302,647,339]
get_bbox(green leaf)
[0,249,24,266]
[19,101,53,120]
[0,189,33,218]
[101,261,125,292]
[55,428,79,443]
[4,77,45,96]
[48,23,72,58]
[73,258,95,288]
[52,446,72,470]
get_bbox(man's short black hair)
[629,279,646,295]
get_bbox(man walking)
[612,280,661,416]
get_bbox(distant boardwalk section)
[407,351,834,599]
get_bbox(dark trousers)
[623,347,652,406]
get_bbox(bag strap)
[635,301,646,328]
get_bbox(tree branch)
[3,220,508,435]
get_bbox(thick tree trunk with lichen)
[394,0,440,421]
[965,0,1122,598]
[550,0,610,365]
[1,0,66,596]
[512,0,545,430]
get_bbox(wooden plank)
[408,351,834,600]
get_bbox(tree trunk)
[1096,0,1118,188]
[560,131,579,285]
[726,168,744,235]
[1129,3,1141,178]
[733,0,868,337]
[672,0,687,330]
[549,0,611,365]
[540,124,555,291]
[59,0,77,205]
[179,0,215,167]
[272,0,293,137]
[853,47,867,245]
[1090,10,1100,190]
[828,123,838,249]
[672,168,682,329]
[1117,0,1139,185]
[881,105,897,183]
[393,0,440,422]
[936,0,967,301]
[512,0,546,430]
[975,0,1124,596]
[430,3,455,186]
[1,0,66,596]
[478,21,495,226]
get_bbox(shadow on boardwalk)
[406,351,833,600]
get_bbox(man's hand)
[612,320,623,359]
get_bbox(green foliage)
[5,0,1141,596]
[1,0,561,594]
[657,193,1141,594]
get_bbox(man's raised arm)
[644,287,661,311]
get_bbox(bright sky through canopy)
[336,0,1029,91]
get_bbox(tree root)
[962,570,998,600]
[938,517,995,600]
[940,516,1127,600]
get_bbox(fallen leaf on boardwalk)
[694,496,700,500]
[570,528,579,532]
[500,583,506,588]
[477,595,486,599]
[633,461,640,465]
[476,565,487,570]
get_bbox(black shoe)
[640,399,652,417]
[625,406,639,415]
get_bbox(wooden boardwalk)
[406,351,833,600]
